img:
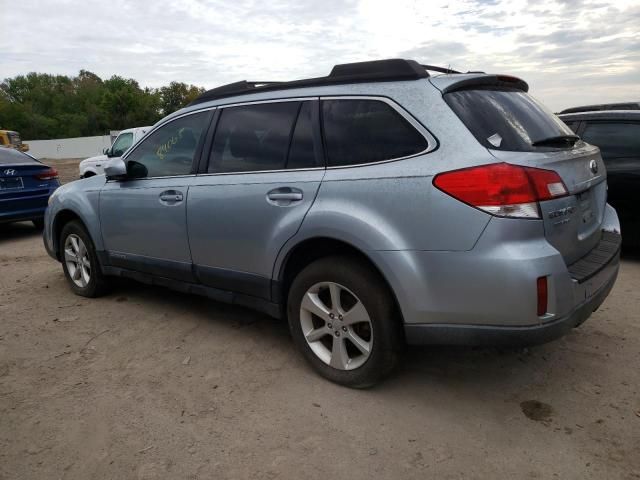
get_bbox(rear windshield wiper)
[531,134,579,147]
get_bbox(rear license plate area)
[577,190,594,225]
[0,177,24,190]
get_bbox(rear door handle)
[267,187,303,206]
[159,190,183,204]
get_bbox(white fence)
[26,135,113,159]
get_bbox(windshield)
[111,132,134,157]
[445,88,576,152]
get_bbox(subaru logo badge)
[589,159,598,175]
[3,169,16,176]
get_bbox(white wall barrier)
[26,135,113,159]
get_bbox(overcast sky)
[1,0,639,111]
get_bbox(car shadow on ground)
[102,276,561,392]
[0,221,42,244]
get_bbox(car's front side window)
[111,132,134,157]
[125,111,210,178]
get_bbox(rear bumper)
[370,203,621,346]
[404,249,619,346]
[0,185,58,224]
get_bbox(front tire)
[287,256,402,388]
[60,220,109,297]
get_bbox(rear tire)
[287,256,402,388]
[60,220,109,297]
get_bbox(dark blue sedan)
[0,148,60,229]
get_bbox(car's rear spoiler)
[430,73,529,94]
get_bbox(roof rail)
[560,102,640,114]
[189,59,430,106]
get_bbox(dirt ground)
[1,159,639,479]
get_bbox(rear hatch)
[441,80,607,265]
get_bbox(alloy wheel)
[299,281,373,370]
[64,234,91,288]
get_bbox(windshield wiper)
[532,134,580,147]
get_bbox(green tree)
[0,70,196,140]
[159,81,205,116]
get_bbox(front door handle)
[266,187,303,206]
[159,190,183,204]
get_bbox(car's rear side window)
[581,122,640,160]
[208,102,300,173]
[445,88,575,152]
[321,99,428,167]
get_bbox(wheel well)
[52,210,83,260]
[278,237,404,323]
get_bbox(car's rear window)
[445,88,575,152]
[0,147,38,165]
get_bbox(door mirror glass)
[103,147,111,156]
[126,160,148,178]
[104,158,127,179]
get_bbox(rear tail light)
[433,162,568,219]
[537,276,548,316]
[35,168,58,180]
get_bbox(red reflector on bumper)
[537,276,548,316]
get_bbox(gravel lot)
[1,158,639,479]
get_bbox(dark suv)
[559,105,640,247]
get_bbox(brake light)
[537,276,548,316]
[35,168,58,180]
[433,162,568,219]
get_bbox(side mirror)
[104,158,127,180]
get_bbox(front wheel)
[287,256,402,388]
[60,220,109,297]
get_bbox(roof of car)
[189,59,430,106]
[558,110,640,122]
[559,102,640,114]
[119,126,152,134]
[188,59,529,107]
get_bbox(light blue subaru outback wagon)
[44,59,621,387]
